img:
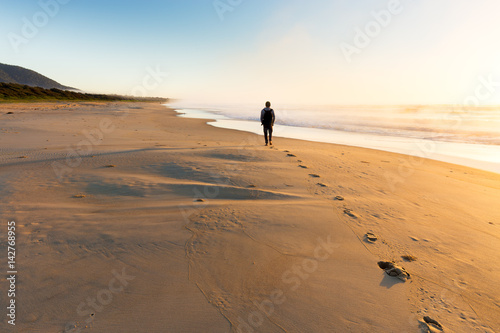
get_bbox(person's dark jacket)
[260,108,275,127]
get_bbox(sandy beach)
[0,102,499,332]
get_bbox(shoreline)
[173,106,500,175]
[0,102,499,332]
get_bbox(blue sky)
[2,0,500,105]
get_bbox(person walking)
[260,101,275,146]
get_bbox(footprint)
[317,183,327,187]
[334,195,345,201]
[298,165,308,169]
[365,232,377,242]
[343,209,358,218]
[377,261,410,281]
[401,255,417,262]
[287,154,296,157]
[423,316,443,330]
[247,184,256,188]
[309,174,320,178]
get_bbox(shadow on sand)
[379,273,406,289]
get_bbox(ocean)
[167,102,500,174]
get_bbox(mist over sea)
[168,102,500,174]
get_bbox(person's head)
[265,101,271,108]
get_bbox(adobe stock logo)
[340,0,403,63]
[8,0,72,53]
[213,0,243,21]
[237,235,339,333]
[130,66,169,97]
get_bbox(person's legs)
[263,126,269,145]
[268,126,273,144]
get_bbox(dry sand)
[0,102,499,332]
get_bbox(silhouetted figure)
[260,101,275,146]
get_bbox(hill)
[0,63,74,90]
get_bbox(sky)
[2,0,500,105]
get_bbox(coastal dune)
[0,102,499,332]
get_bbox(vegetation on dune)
[0,83,167,103]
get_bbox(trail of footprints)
[284,150,328,190]
[283,148,353,209]
[283,149,444,331]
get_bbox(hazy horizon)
[3,0,500,106]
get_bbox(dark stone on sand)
[247,184,256,188]
[6,112,14,114]
[423,316,442,329]
[195,199,205,202]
